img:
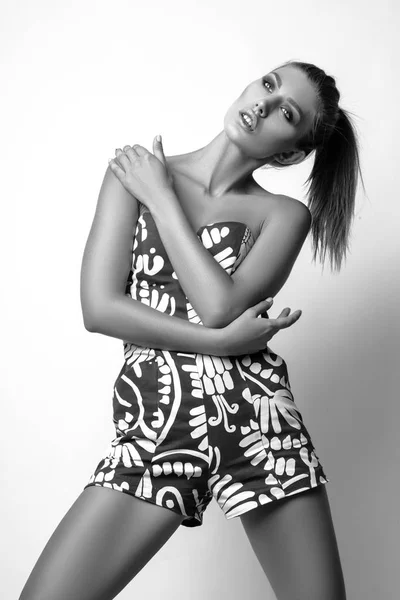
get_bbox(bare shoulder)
[252,187,311,232]
[274,194,311,220]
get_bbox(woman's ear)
[274,148,307,166]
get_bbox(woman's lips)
[238,110,257,132]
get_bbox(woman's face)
[224,65,320,162]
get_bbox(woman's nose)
[253,97,269,118]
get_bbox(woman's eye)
[263,79,293,122]
[263,79,273,93]
[281,107,293,122]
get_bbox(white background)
[2,0,399,598]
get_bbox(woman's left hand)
[108,135,176,211]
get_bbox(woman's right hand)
[218,298,302,356]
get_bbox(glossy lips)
[239,109,258,131]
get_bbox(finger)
[113,147,123,164]
[275,310,302,329]
[114,148,130,169]
[131,144,149,157]
[126,144,139,156]
[108,158,125,179]
[153,134,166,166]
[122,146,138,162]
[252,298,273,317]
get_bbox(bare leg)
[19,486,183,600]
[240,485,346,600]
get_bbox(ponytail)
[268,60,366,272]
[304,107,365,272]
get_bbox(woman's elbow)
[207,301,246,328]
[82,312,98,332]
[203,309,233,329]
[81,302,104,332]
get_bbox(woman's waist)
[122,340,264,365]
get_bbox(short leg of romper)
[196,347,330,522]
[83,357,213,528]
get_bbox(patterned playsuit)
[84,202,329,527]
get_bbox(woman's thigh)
[240,485,346,600]
[19,486,183,600]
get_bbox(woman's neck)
[173,130,267,198]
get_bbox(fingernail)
[156,134,162,143]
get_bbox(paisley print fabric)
[83,202,329,527]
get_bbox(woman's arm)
[151,193,312,328]
[151,191,235,327]
[109,143,235,327]
[88,295,225,354]
[80,164,225,354]
[108,142,311,329]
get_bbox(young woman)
[19,60,363,600]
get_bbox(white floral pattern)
[84,203,329,526]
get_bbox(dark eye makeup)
[262,78,293,122]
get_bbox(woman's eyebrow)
[270,71,304,121]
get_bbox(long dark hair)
[269,60,366,272]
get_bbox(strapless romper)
[83,202,329,527]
